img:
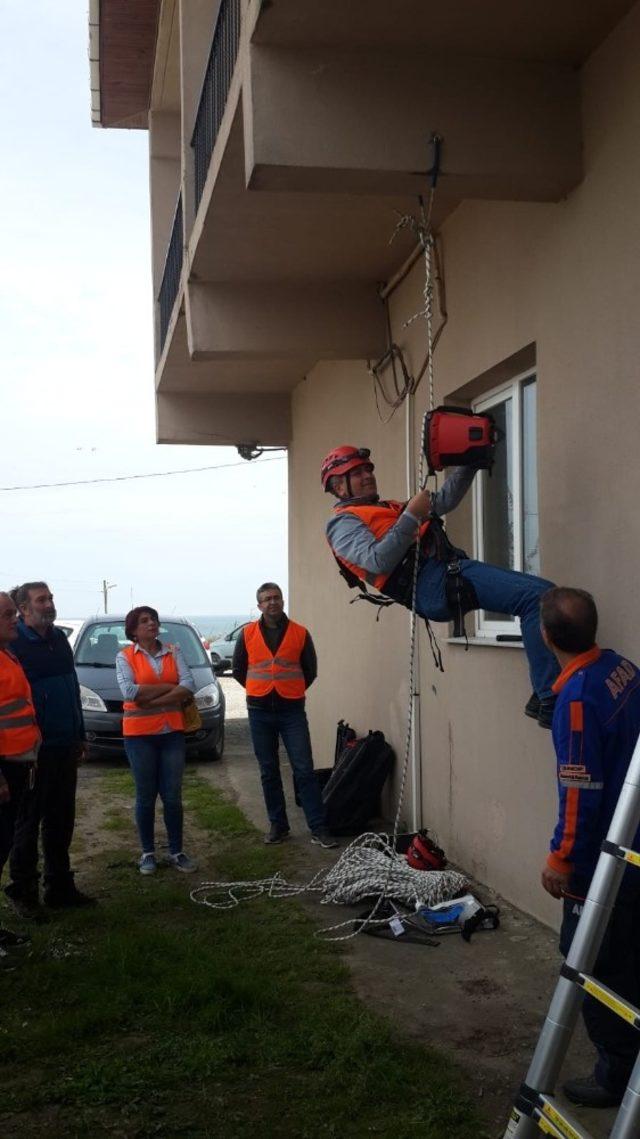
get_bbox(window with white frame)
[472,372,538,637]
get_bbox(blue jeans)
[416,557,559,698]
[247,705,326,833]
[123,732,185,855]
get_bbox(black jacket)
[12,620,84,746]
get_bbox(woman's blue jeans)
[416,557,559,698]
[247,705,326,833]
[123,731,185,855]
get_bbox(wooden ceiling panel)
[99,0,161,128]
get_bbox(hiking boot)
[44,885,97,909]
[169,852,198,873]
[524,692,540,720]
[4,884,48,923]
[310,830,338,850]
[562,1074,623,1108]
[264,824,290,845]
[537,696,557,730]
[0,927,31,949]
[138,853,157,876]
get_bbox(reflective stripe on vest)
[0,650,40,757]
[121,644,185,737]
[244,621,307,699]
[330,500,430,592]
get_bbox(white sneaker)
[139,853,157,875]
[169,852,198,873]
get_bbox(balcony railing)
[191,0,241,212]
[157,193,183,354]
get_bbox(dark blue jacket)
[11,620,85,747]
[548,646,640,894]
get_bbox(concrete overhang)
[90,0,160,128]
[190,104,458,285]
[155,311,295,446]
[249,0,636,64]
[243,47,582,201]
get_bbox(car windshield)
[75,621,210,668]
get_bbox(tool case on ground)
[322,728,395,835]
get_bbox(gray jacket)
[325,466,476,579]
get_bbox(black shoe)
[263,825,290,845]
[4,885,48,923]
[310,830,338,850]
[524,692,540,719]
[563,1074,623,1108]
[44,886,97,909]
[0,927,31,948]
[537,696,557,730]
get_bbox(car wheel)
[200,728,224,762]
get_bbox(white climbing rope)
[191,833,467,940]
[191,182,456,941]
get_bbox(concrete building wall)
[289,3,640,926]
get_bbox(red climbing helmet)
[320,446,374,491]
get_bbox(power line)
[0,455,285,493]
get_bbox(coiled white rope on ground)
[191,833,467,939]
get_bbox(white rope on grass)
[190,833,467,940]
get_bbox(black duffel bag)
[322,730,395,836]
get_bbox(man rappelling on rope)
[322,445,560,728]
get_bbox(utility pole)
[102,580,117,614]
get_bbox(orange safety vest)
[330,500,430,591]
[0,648,40,758]
[121,644,185,737]
[245,620,307,699]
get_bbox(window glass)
[76,621,208,667]
[473,373,538,635]
[480,398,514,571]
[522,380,539,575]
[75,622,129,665]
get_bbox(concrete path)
[201,679,619,1135]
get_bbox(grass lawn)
[0,769,489,1138]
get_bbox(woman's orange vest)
[330,500,430,591]
[245,620,307,699]
[121,645,185,737]
[0,649,40,758]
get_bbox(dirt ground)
[75,677,617,1138]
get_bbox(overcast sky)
[0,2,287,619]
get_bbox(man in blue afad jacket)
[4,582,95,913]
[540,587,640,1109]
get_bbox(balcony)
[157,192,183,356]
[92,0,638,445]
[191,0,241,212]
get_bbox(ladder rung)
[514,1087,592,1138]
[601,838,640,867]
[561,963,640,1027]
[534,1094,591,1138]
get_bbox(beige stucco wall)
[289,3,640,927]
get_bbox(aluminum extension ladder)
[503,731,640,1139]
